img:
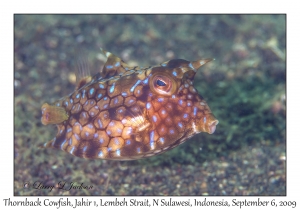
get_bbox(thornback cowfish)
[41,48,219,160]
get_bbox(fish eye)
[150,73,177,96]
[156,79,166,86]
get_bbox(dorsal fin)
[100,48,130,79]
[75,57,92,90]
[75,76,92,90]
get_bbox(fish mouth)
[198,114,219,134]
[207,119,219,134]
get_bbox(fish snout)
[207,118,219,134]
[196,113,219,134]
